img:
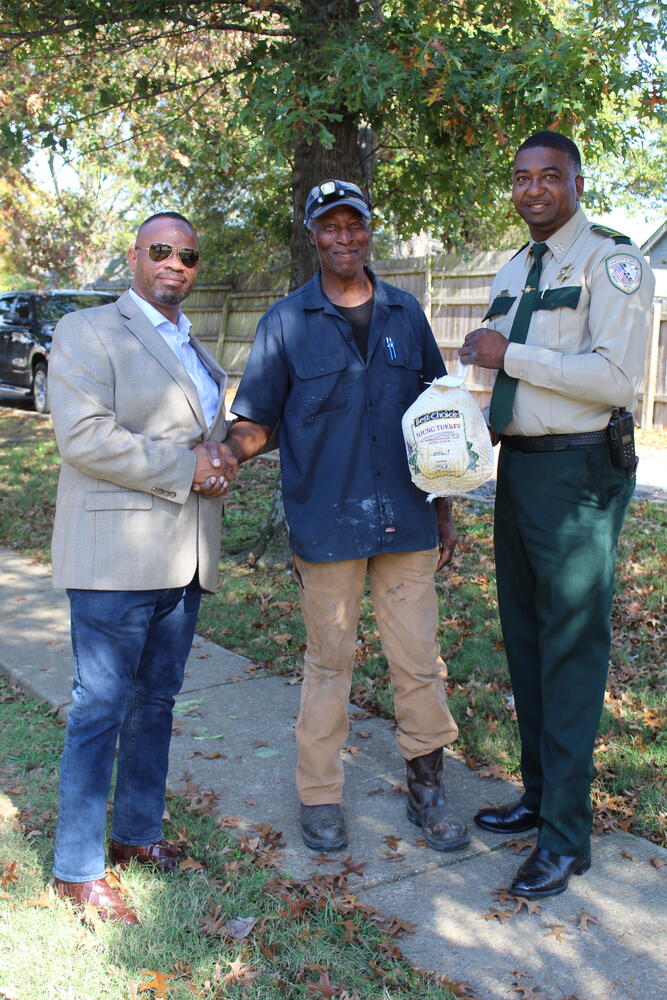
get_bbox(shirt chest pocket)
[293,351,350,419]
[483,295,517,338]
[533,286,582,312]
[384,345,424,407]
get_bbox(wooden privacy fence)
[101,251,667,429]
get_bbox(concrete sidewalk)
[0,547,665,1000]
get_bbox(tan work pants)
[293,548,458,805]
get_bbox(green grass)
[0,678,456,1000]
[0,407,665,851]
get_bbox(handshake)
[191,440,240,497]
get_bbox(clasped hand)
[191,441,239,497]
[459,327,508,370]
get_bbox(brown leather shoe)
[110,838,180,872]
[54,877,139,923]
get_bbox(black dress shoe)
[510,846,591,899]
[300,804,347,852]
[474,799,539,834]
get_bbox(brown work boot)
[406,748,469,851]
[110,838,180,872]
[53,876,139,923]
[300,804,348,852]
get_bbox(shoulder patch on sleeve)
[605,254,642,294]
[590,223,632,246]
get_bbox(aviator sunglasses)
[134,242,200,268]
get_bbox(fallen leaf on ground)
[649,857,666,869]
[179,857,205,872]
[439,978,480,998]
[368,960,402,982]
[575,910,600,931]
[511,896,542,915]
[490,887,517,903]
[511,985,547,999]
[341,745,361,755]
[379,914,416,936]
[382,851,406,862]
[306,970,343,997]
[620,849,640,861]
[222,956,259,985]
[480,908,512,923]
[223,916,256,939]
[1,861,19,888]
[139,970,174,998]
[543,923,572,941]
[199,907,225,935]
[340,857,367,877]
[476,764,508,780]
[27,889,53,908]
[216,815,241,828]
[503,838,534,854]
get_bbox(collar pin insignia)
[555,243,565,253]
[556,264,574,282]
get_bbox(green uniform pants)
[494,441,634,856]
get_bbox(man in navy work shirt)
[225,180,467,853]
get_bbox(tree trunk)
[255,478,292,569]
[289,0,366,290]
[253,1,371,567]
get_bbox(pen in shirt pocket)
[385,336,397,360]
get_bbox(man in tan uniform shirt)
[460,131,654,898]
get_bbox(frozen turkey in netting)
[402,372,494,499]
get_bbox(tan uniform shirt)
[485,207,655,436]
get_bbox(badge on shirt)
[556,264,574,282]
[606,254,642,294]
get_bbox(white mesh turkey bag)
[402,371,494,500]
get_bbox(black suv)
[0,289,117,413]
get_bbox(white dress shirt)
[129,287,219,426]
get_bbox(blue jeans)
[52,582,201,882]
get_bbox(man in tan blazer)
[48,212,236,922]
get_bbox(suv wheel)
[32,362,49,414]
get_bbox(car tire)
[32,362,49,414]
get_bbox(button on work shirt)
[483,208,655,435]
[232,269,446,561]
[129,288,220,427]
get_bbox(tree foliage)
[0,0,665,286]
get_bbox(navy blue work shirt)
[231,268,447,562]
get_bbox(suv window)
[0,295,16,321]
[35,293,114,325]
[14,295,33,321]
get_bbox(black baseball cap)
[304,180,371,227]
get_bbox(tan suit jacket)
[49,290,228,592]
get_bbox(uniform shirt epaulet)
[589,224,632,246]
[509,241,529,260]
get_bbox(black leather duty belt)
[500,430,608,452]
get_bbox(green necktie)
[489,241,548,434]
